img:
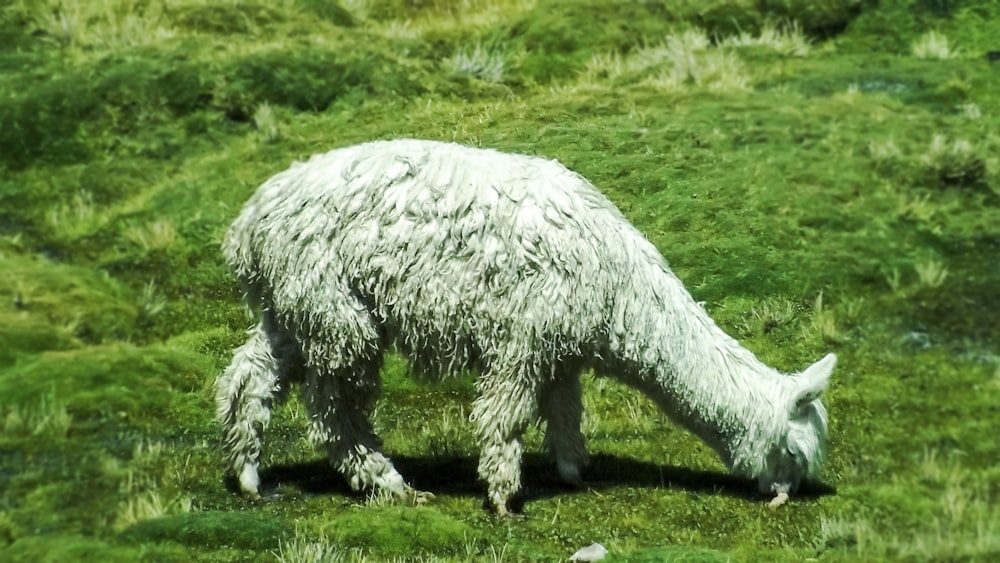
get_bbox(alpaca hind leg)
[300,336,432,504]
[472,371,540,516]
[540,373,589,487]
[215,321,294,498]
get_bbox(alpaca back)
[224,139,651,377]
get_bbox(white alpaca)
[215,139,835,515]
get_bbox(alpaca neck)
[603,259,785,473]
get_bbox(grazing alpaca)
[216,139,835,515]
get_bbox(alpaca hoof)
[239,482,262,501]
[768,492,790,509]
[557,461,586,488]
[238,463,261,500]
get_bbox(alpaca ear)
[790,353,836,413]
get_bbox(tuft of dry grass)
[138,279,168,323]
[895,191,936,224]
[359,0,537,39]
[867,138,902,163]
[746,298,800,337]
[914,257,949,289]
[818,450,1000,560]
[253,103,283,144]
[46,191,104,241]
[920,134,985,186]
[720,20,811,56]
[124,220,178,252]
[448,41,511,83]
[15,0,176,51]
[275,533,354,563]
[579,28,751,93]
[911,30,959,60]
[2,389,73,439]
[115,490,194,531]
[806,291,840,344]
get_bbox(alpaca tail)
[221,212,265,312]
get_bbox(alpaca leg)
[303,363,432,504]
[215,320,297,498]
[472,372,539,516]
[540,373,589,487]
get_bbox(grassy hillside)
[2,0,998,560]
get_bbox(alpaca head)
[757,353,836,495]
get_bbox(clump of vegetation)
[920,134,987,188]
[1,0,998,560]
[323,506,473,558]
[119,510,292,549]
[448,39,512,84]
[609,545,730,562]
[2,389,72,440]
[274,532,356,563]
[910,30,959,60]
[720,20,812,56]
[814,450,1000,560]
[252,103,283,144]
[576,28,751,93]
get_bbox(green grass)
[2,0,999,560]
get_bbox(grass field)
[1,0,999,560]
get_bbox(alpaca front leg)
[304,365,433,505]
[540,374,589,487]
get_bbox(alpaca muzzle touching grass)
[215,139,836,516]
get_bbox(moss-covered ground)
[2,0,998,560]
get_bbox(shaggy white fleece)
[215,139,835,514]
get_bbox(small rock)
[570,542,608,562]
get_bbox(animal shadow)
[241,452,835,507]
